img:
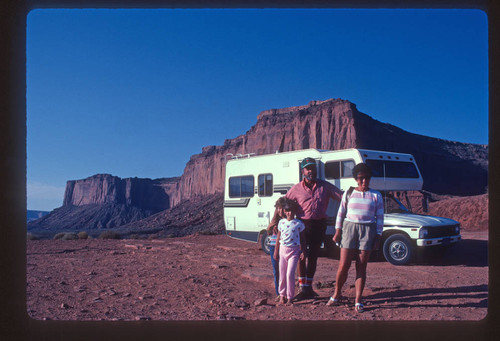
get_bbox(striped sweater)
[335,188,384,235]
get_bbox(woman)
[327,163,384,313]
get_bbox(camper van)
[223,148,461,265]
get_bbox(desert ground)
[26,230,487,321]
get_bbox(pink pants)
[278,245,301,300]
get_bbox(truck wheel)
[383,234,414,265]
[260,231,272,255]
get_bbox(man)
[285,157,343,300]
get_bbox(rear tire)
[383,234,414,265]
[260,231,272,255]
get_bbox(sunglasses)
[356,176,371,181]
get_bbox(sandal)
[355,302,364,313]
[326,296,340,306]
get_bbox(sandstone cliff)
[172,98,487,205]
[28,174,180,231]
[63,174,179,211]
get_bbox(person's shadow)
[365,284,488,309]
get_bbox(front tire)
[383,234,414,265]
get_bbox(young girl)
[266,197,286,302]
[273,198,306,304]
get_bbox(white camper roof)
[225,148,423,191]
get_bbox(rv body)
[223,148,460,265]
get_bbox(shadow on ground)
[416,239,488,267]
[366,284,488,309]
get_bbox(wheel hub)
[390,241,408,260]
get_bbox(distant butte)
[28,98,488,233]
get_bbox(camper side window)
[365,160,420,178]
[325,162,341,179]
[325,160,355,179]
[258,174,273,197]
[342,160,355,177]
[229,176,255,198]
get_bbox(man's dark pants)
[298,219,327,283]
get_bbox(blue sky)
[26,8,488,211]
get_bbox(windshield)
[382,192,409,214]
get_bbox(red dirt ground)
[26,231,487,321]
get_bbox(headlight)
[419,227,428,239]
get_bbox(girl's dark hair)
[282,198,298,212]
[352,163,372,179]
[274,196,286,208]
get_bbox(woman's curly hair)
[352,163,372,179]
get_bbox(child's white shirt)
[278,218,305,247]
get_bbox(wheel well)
[381,229,412,243]
[258,230,267,244]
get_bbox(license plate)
[441,237,450,246]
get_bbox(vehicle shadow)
[365,284,488,309]
[325,237,488,267]
[415,239,488,267]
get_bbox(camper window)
[365,160,419,178]
[325,160,356,179]
[229,176,255,198]
[325,161,340,179]
[258,174,273,197]
[342,160,355,177]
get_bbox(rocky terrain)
[26,210,49,222]
[26,230,488,322]
[426,194,489,231]
[28,174,180,232]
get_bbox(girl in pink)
[273,198,306,304]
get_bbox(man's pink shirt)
[286,179,342,220]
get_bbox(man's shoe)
[295,286,313,300]
[294,288,308,301]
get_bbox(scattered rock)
[316,281,335,289]
[234,300,250,309]
[125,244,140,249]
[211,264,228,269]
[254,298,267,306]
[135,316,151,321]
